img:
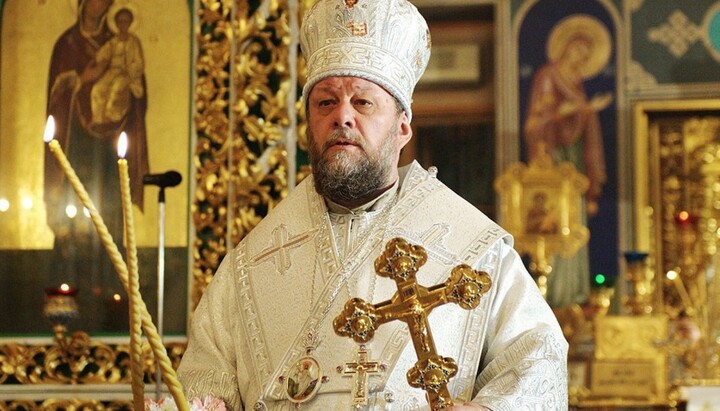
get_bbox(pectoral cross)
[333,238,492,410]
[340,345,381,407]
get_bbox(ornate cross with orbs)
[333,238,492,410]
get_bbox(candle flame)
[666,270,678,280]
[60,283,70,292]
[113,293,122,302]
[117,132,128,158]
[43,116,55,143]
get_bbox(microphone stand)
[143,170,181,399]
[155,187,167,400]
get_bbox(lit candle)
[44,116,129,278]
[117,132,139,284]
[118,132,145,409]
[43,117,188,409]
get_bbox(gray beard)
[309,128,396,204]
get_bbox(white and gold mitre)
[300,0,431,121]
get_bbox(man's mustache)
[322,129,364,153]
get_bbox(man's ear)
[397,112,413,149]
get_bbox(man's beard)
[309,125,398,204]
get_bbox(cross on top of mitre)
[333,237,492,410]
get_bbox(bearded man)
[178,0,568,409]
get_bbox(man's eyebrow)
[351,84,376,93]
[311,83,378,97]
[313,83,342,94]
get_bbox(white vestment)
[178,162,568,411]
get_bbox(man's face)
[306,76,412,207]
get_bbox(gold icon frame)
[494,151,589,264]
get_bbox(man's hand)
[447,403,491,410]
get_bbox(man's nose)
[333,101,356,129]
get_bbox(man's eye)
[318,100,333,107]
[354,99,372,107]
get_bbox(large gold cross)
[333,238,492,410]
[341,344,381,407]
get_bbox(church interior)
[1,0,720,409]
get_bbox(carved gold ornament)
[192,0,297,308]
[0,337,184,384]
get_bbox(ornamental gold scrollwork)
[193,0,298,308]
[0,337,185,386]
[294,0,314,183]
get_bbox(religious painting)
[524,189,559,236]
[0,0,192,336]
[286,357,322,403]
[516,0,619,308]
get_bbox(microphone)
[143,170,182,188]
